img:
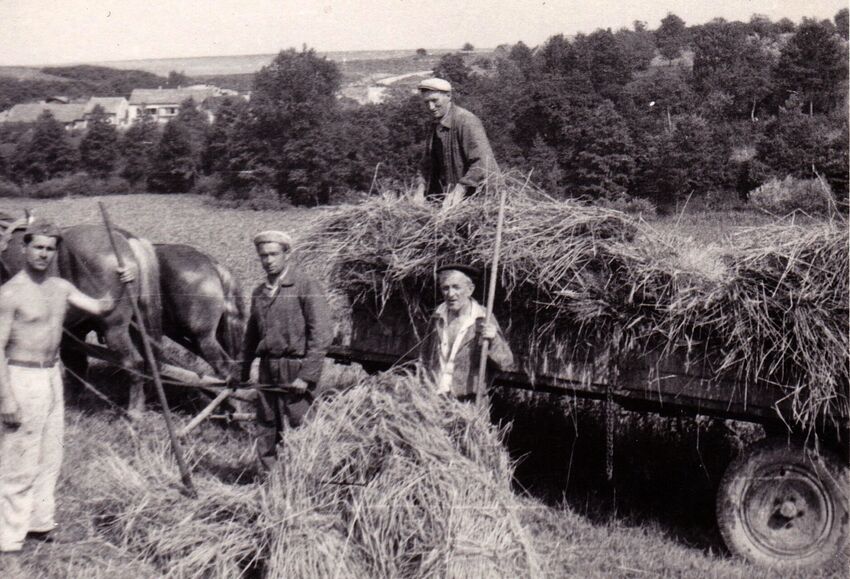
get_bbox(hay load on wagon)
[300,176,849,431]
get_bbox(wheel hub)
[741,464,832,558]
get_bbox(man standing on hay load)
[241,230,332,471]
[0,219,134,555]
[419,264,513,401]
[415,78,498,208]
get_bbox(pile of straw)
[90,371,539,578]
[300,178,848,429]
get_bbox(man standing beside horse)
[0,220,134,554]
[241,230,332,471]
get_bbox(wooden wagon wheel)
[716,436,850,569]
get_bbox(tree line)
[0,11,847,209]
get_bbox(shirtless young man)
[0,220,133,554]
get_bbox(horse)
[154,243,245,381]
[0,214,161,414]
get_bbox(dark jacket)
[241,265,332,384]
[420,104,498,196]
[419,301,514,398]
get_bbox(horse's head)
[0,214,32,282]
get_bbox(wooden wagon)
[327,298,850,570]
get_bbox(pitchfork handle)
[98,202,197,498]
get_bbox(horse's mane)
[126,235,163,342]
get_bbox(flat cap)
[24,218,62,241]
[253,230,293,248]
[418,78,452,93]
[436,263,480,283]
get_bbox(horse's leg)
[195,332,235,381]
[60,329,89,406]
[104,325,146,415]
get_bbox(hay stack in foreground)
[90,372,539,578]
[300,179,848,430]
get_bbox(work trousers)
[255,357,315,471]
[0,365,63,552]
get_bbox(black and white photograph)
[0,1,847,576]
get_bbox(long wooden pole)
[474,185,508,407]
[98,202,196,497]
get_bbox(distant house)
[84,97,130,128]
[128,86,221,124]
[0,102,87,130]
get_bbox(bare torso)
[2,273,71,363]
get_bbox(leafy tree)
[79,105,119,177]
[747,14,777,38]
[173,97,210,173]
[461,42,475,51]
[774,18,848,114]
[756,105,848,195]
[656,13,688,62]
[572,29,634,101]
[835,8,849,40]
[121,111,159,185]
[691,20,776,119]
[167,70,191,88]
[201,97,247,175]
[535,34,576,76]
[220,47,342,203]
[633,114,726,204]
[621,69,696,131]
[525,135,563,194]
[415,48,428,57]
[559,100,636,198]
[12,111,77,184]
[774,18,796,34]
[148,120,196,192]
[377,92,436,181]
[615,21,657,72]
[507,41,535,73]
[433,53,473,93]
[510,72,598,155]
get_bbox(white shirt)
[434,299,486,394]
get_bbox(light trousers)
[0,365,63,552]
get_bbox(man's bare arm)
[66,266,135,315]
[0,287,21,426]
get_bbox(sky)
[0,0,846,66]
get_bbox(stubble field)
[0,193,843,578]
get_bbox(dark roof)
[84,97,127,116]
[3,102,86,124]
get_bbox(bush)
[191,174,224,197]
[749,176,835,215]
[23,173,91,199]
[86,176,132,195]
[595,193,657,216]
[21,173,132,199]
[207,185,291,211]
[0,178,22,198]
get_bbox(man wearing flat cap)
[241,230,332,471]
[415,78,499,208]
[0,219,134,554]
[419,264,513,400]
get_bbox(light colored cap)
[253,230,292,248]
[418,78,452,93]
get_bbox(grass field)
[0,193,845,578]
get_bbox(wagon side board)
[327,343,786,424]
[331,302,795,425]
